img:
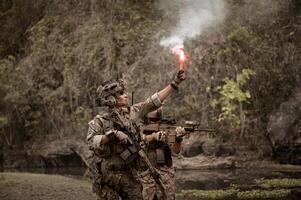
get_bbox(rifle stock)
[137,148,167,198]
[114,115,167,198]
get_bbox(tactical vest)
[146,141,173,167]
[94,114,140,171]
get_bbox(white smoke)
[160,0,227,48]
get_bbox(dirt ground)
[0,172,97,200]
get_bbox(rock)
[291,188,301,199]
[3,137,87,169]
[0,145,3,170]
[174,155,236,170]
[275,143,301,165]
[267,89,301,164]
[182,139,204,157]
[202,139,222,156]
[182,133,234,157]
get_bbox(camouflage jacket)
[86,93,163,168]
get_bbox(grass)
[256,178,301,189]
[176,188,292,200]
[175,178,301,200]
[237,189,291,199]
[176,189,237,199]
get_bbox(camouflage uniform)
[139,109,180,200]
[140,166,175,200]
[87,92,163,200]
[139,139,177,200]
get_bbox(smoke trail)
[160,0,227,48]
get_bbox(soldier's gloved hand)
[175,126,186,136]
[152,131,167,142]
[114,131,129,144]
[171,70,185,89]
[175,126,186,143]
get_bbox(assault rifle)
[142,116,215,147]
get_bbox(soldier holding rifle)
[86,62,186,199]
[141,107,214,200]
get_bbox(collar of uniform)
[110,106,130,115]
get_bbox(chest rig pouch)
[147,141,172,167]
[112,116,141,166]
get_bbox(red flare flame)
[172,46,187,71]
[172,46,186,63]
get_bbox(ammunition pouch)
[146,145,172,167]
[94,141,139,171]
[105,156,136,171]
[120,145,138,161]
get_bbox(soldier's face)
[115,91,128,107]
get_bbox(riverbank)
[174,155,301,171]
[0,172,96,200]
[1,172,301,200]
[176,178,301,200]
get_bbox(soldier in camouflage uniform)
[86,70,185,200]
[140,109,185,200]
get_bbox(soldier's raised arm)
[157,70,185,101]
[133,70,185,119]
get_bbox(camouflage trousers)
[139,166,175,200]
[93,169,143,200]
[93,183,119,200]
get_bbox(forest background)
[0,0,300,165]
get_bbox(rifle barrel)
[183,127,215,132]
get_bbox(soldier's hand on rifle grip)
[175,126,186,138]
[114,131,129,144]
[153,131,167,142]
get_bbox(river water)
[176,169,301,191]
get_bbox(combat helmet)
[96,79,125,107]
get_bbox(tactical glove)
[175,126,185,136]
[153,131,167,142]
[175,126,186,143]
[171,70,185,90]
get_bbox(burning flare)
[171,45,187,70]
[172,45,186,62]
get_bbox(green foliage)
[114,3,161,41]
[0,57,21,106]
[176,178,300,200]
[211,69,255,128]
[0,57,14,83]
[0,116,8,128]
[176,189,237,199]
[256,178,301,189]
[184,95,200,110]
[177,188,291,200]
[0,0,300,149]
[62,21,76,34]
[221,26,257,58]
[75,106,92,125]
[237,189,290,199]
[0,57,15,109]
[0,0,47,57]
[228,27,253,44]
